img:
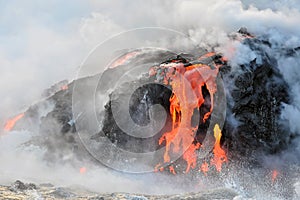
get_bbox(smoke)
[0,0,300,198]
[0,131,147,193]
[0,0,125,122]
[0,130,217,195]
[2,0,300,119]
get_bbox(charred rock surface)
[221,38,290,159]
[100,82,173,153]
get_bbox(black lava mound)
[17,31,292,166]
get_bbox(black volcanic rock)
[221,38,290,160]
[99,82,173,153]
[9,180,37,192]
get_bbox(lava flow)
[271,170,279,183]
[61,85,68,90]
[210,124,228,172]
[151,53,228,174]
[3,113,24,131]
[110,51,140,68]
[80,167,87,174]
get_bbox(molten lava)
[151,53,228,173]
[198,52,216,60]
[110,51,140,68]
[169,166,176,175]
[80,167,87,174]
[271,170,279,183]
[200,161,209,176]
[210,124,228,172]
[61,85,68,90]
[4,113,24,131]
[182,142,201,173]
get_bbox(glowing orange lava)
[61,85,68,90]
[182,142,201,173]
[272,170,279,183]
[110,51,139,68]
[200,161,209,176]
[150,54,227,173]
[80,167,87,174]
[198,52,216,60]
[4,113,24,131]
[210,124,228,172]
[169,166,176,175]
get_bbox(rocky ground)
[0,181,239,200]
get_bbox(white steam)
[0,0,300,198]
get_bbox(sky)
[1,0,300,122]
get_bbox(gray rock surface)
[1,180,239,200]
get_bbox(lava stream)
[4,113,24,131]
